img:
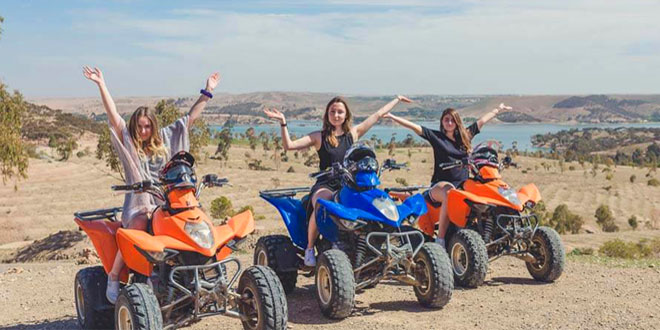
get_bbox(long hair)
[440,108,472,152]
[322,96,353,147]
[128,106,168,160]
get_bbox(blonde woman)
[83,66,219,303]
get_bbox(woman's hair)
[440,108,472,152]
[128,106,168,160]
[322,96,353,147]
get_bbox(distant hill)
[30,93,660,124]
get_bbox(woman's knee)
[431,182,454,201]
[311,189,333,206]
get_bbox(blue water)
[213,121,660,151]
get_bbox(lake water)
[212,121,660,151]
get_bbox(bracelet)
[281,122,287,127]
[200,89,213,98]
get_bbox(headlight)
[372,197,399,221]
[145,250,165,262]
[185,221,214,249]
[498,187,522,206]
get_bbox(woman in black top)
[385,103,512,246]
[264,95,411,266]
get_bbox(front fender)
[398,194,427,219]
[518,183,541,204]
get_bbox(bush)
[568,165,576,171]
[286,166,295,173]
[395,177,408,186]
[630,174,636,183]
[628,215,638,230]
[549,204,583,234]
[605,173,613,181]
[648,178,660,187]
[210,196,234,219]
[595,204,619,232]
[599,239,652,259]
[568,247,594,256]
[236,205,254,215]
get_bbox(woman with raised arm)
[264,95,412,266]
[384,103,512,247]
[82,66,220,304]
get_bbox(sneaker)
[304,248,316,267]
[435,237,446,248]
[106,278,120,304]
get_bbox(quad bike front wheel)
[413,242,454,308]
[114,283,162,330]
[254,235,299,294]
[315,249,355,319]
[448,229,488,288]
[75,266,114,329]
[238,265,288,330]
[526,226,565,282]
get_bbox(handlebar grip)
[111,184,132,191]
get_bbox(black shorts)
[310,178,342,196]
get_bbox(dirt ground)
[1,143,659,329]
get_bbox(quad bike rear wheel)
[114,283,162,330]
[448,229,488,288]
[254,235,299,294]
[75,266,114,329]
[526,226,565,282]
[315,249,355,319]
[413,242,454,308]
[238,265,288,330]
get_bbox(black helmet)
[159,151,197,189]
[343,142,378,173]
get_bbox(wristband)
[281,122,288,127]
[200,89,213,98]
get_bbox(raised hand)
[206,72,220,92]
[383,113,395,120]
[397,95,413,103]
[263,108,286,124]
[83,66,105,86]
[498,103,513,111]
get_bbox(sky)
[0,0,659,98]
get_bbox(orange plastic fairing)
[75,218,122,274]
[446,190,473,227]
[518,183,541,204]
[417,205,441,236]
[479,166,502,180]
[116,229,156,276]
[167,188,200,209]
[227,210,255,239]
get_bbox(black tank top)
[318,132,354,171]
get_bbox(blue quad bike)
[256,144,453,319]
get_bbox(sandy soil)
[1,143,659,329]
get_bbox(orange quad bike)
[389,140,565,288]
[73,151,287,330]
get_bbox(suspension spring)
[482,218,494,243]
[354,234,368,267]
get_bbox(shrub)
[628,215,638,230]
[210,196,234,219]
[287,166,295,173]
[549,204,583,234]
[599,239,652,259]
[629,174,636,183]
[568,247,594,256]
[568,165,576,171]
[395,177,409,186]
[648,178,660,187]
[595,204,619,232]
[605,173,613,181]
[236,205,254,215]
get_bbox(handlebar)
[111,181,159,192]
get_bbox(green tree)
[96,127,124,180]
[628,215,638,230]
[0,82,29,188]
[0,15,4,38]
[214,127,232,163]
[210,196,234,219]
[549,204,583,234]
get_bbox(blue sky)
[0,0,659,98]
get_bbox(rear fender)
[261,195,307,248]
[518,183,541,204]
[398,194,427,218]
[227,210,255,239]
[446,190,475,228]
[75,218,121,275]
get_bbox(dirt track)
[1,255,659,330]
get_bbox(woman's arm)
[476,103,512,130]
[83,67,122,136]
[188,72,220,127]
[263,108,320,150]
[383,113,423,136]
[353,95,412,139]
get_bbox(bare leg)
[430,183,454,239]
[307,188,333,249]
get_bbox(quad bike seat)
[423,190,443,208]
